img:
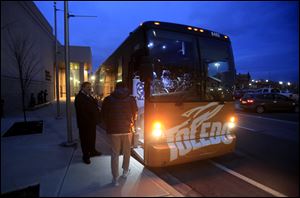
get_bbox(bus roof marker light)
[224,35,228,39]
[154,22,160,25]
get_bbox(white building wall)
[1,1,55,115]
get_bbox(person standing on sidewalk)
[75,82,102,164]
[101,82,138,186]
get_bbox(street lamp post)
[54,1,61,119]
[61,0,76,147]
[60,1,96,147]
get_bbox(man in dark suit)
[75,82,102,164]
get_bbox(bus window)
[199,38,235,101]
[146,29,200,102]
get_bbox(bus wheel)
[256,106,265,114]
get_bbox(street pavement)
[1,101,182,197]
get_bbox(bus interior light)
[154,22,160,25]
[200,29,204,32]
[187,27,193,30]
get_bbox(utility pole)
[61,0,76,147]
[54,1,61,119]
[60,1,96,147]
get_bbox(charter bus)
[94,21,237,167]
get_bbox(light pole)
[54,1,62,119]
[60,1,96,147]
[61,0,76,147]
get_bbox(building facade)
[58,46,92,97]
[1,1,91,115]
[235,72,251,89]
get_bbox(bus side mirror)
[140,56,153,82]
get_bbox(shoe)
[90,150,102,157]
[112,178,119,186]
[82,157,91,164]
[122,169,130,178]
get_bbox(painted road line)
[237,125,257,132]
[209,161,287,197]
[236,113,298,125]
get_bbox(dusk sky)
[34,1,299,83]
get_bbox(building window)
[117,57,123,82]
[70,62,80,96]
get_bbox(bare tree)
[5,26,41,122]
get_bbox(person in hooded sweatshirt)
[101,82,138,186]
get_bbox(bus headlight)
[152,121,163,138]
[228,116,236,129]
[228,122,235,129]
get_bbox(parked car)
[234,89,255,99]
[233,90,244,99]
[239,93,299,113]
[254,87,295,98]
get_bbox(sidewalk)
[1,101,182,197]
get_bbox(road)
[150,108,299,197]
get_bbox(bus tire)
[256,106,265,114]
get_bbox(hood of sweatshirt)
[112,87,130,99]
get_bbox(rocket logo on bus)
[165,102,234,161]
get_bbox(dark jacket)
[101,87,138,134]
[75,91,99,129]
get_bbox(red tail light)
[247,99,254,104]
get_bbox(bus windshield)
[147,29,235,102]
